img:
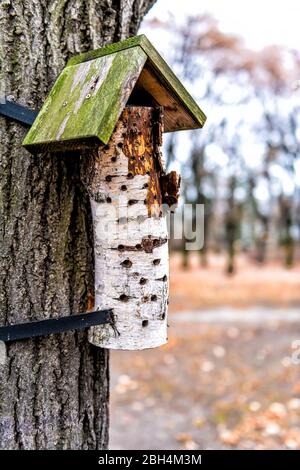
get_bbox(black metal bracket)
[0,98,38,126]
[0,309,114,342]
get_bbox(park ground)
[110,253,300,450]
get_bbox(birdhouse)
[23,35,206,350]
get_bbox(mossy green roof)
[23,35,206,153]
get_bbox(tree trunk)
[0,0,156,450]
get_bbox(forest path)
[174,307,300,324]
[110,306,300,450]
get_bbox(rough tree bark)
[0,0,157,450]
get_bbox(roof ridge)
[67,35,147,67]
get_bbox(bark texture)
[82,107,169,350]
[0,0,156,450]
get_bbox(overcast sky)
[142,0,300,51]
[140,0,300,193]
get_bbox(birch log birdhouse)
[22,35,206,350]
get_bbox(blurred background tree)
[146,13,300,273]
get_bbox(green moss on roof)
[23,35,206,153]
[68,35,206,128]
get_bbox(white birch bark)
[82,107,169,350]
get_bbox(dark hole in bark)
[117,142,123,148]
[161,311,166,320]
[111,156,117,162]
[153,259,161,265]
[153,239,160,247]
[151,295,157,301]
[135,244,142,250]
[143,199,147,205]
[143,296,149,302]
[121,259,132,268]
[146,171,150,176]
[142,183,148,189]
[141,155,145,161]
[106,197,112,203]
[127,172,134,179]
[163,275,168,282]
[104,144,110,150]
[118,244,125,251]
[121,185,127,191]
[139,278,147,285]
[131,156,136,161]
[128,199,138,206]
[105,175,112,182]
[119,294,129,302]
[142,320,149,327]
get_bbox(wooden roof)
[23,35,206,153]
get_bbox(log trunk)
[0,0,157,450]
[82,107,169,350]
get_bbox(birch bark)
[82,107,169,350]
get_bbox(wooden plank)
[136,65,199,132]
[67,34,207,129]
[23,47,147,152]
[23,35,206,153]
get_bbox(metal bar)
[0,309,113,342]
[0,98,38,126]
